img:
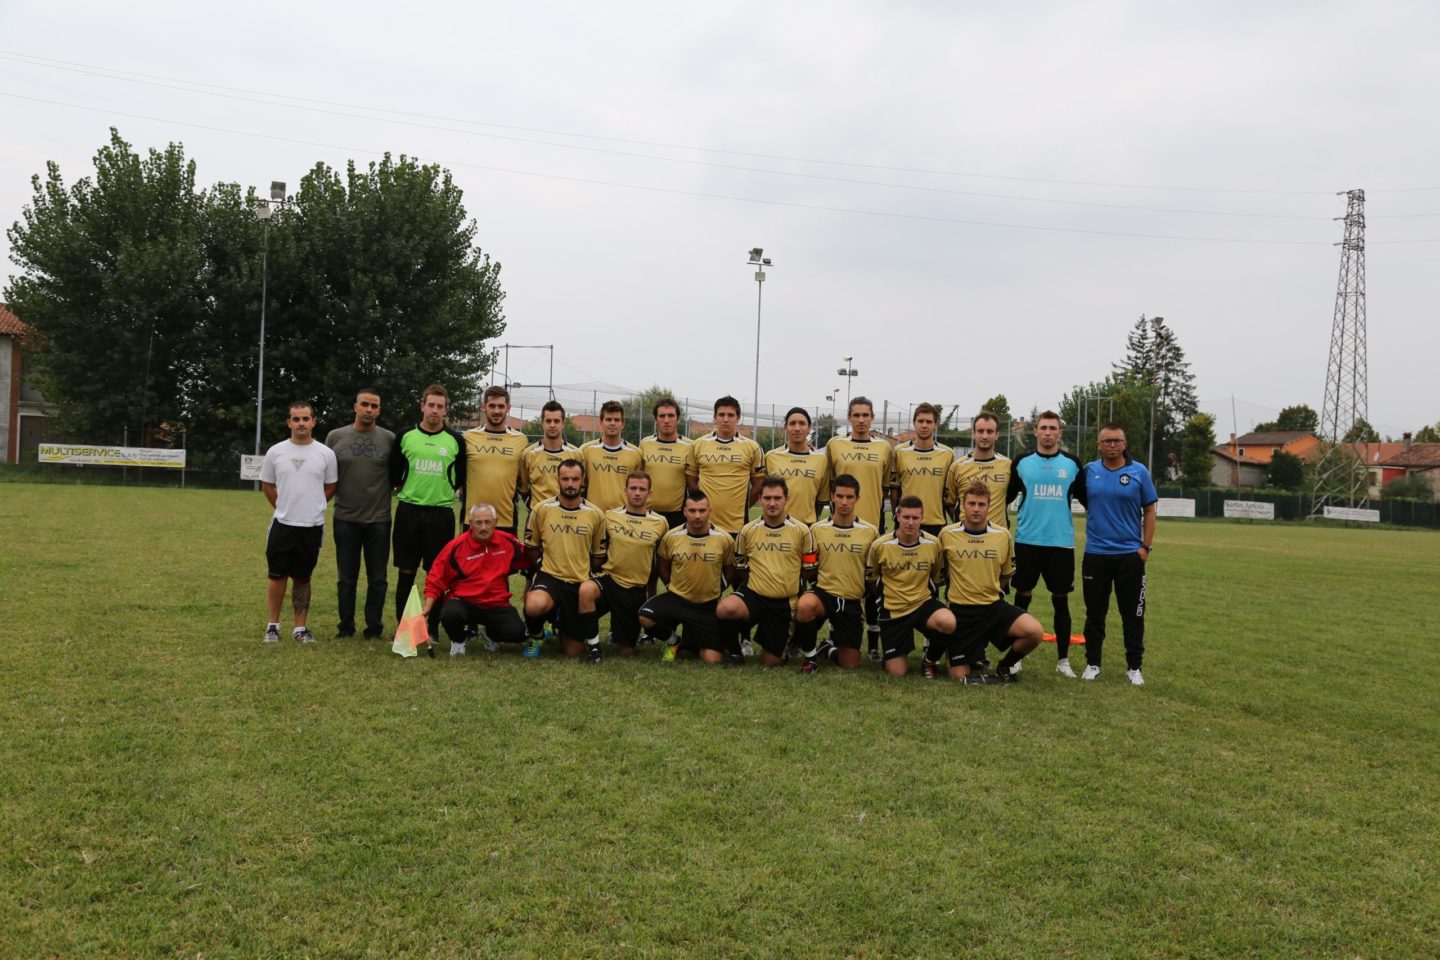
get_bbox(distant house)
[1209,431,1319,487]
[1375,437,1440,498]
[0,304,51,464]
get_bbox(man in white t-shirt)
[260,400,338,643]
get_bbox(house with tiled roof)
[0,304,51,464]
[1209,431,1321,487]
[1375,438,1440,498]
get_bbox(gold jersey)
[602,507,670,589]
[526,498,607,584]
[938,522,1014,606]
[825,436,893,528]
[736,516,816,600]
[658,526,735,603]
[890,441,955,527]
[519,441,580,506]
[578,439,645,512]
[809,517,879,600]
[946,452,1013,529]
[638,435,694,513]
[462,427,529,528]
[764,447,830,524]
[689,433,764,534]
[866,531,945,618]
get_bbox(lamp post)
[825,388,840,444]
[837,357,858,434]
[252,180,286,475]
[747,247,772,440]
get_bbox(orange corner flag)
[391,585,432,657]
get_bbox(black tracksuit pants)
[1081,552,1146,670]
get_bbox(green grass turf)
[2,483,1437,958]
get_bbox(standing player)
[1007,410,1086,677]
[890,402,954,537]
[524,459,608,662]
[826,396,893,660]
[718,477,817,667]
[324,386,394,639]
[519,400,580,508]
[947,410,1013,529]
[687,396,765,536]
[795,474,878,673]
[582,471,668,656]
[764,407,829,524]
[421,503,531,655]
[937,483,1044,682]
[260,401,338,644]
[1079,423,1157,685]
[579,400,644,512]
[639,397,693,531]
[639,493,737,663]
[462,385,529,535]
[865,496,954,677]
[390,384,465,634]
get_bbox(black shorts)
[943,600,1025,666]
[731,589,795,657]
[660,510,686,532]
[529,570,585,638]
[393,501,455,571]
[921,523,945,538]
[266,521,324,580]
[639,592,721,651]
[1013,544,1075,594]
[593,574,647,647]
[811,586,863,649]
[878,597,948,662]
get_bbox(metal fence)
[1154,485,1440,529]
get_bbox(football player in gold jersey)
[639,492,737,663]
[520,400,580,508]
[462,385,529,534]
[579,400,644,511]
[890,402,954,536]
[580,471,669,656]
[717,476,817,667]
[865,496,955,677]
[687,395,765,535]
[946,410,1013,528]
[937,482,1043,682]
[764,407,829,524]
[524,460,608,662]
[826,396,894,660]
[796,474,878,672]
[639,396,693,530]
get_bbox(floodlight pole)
[837,358,858,434]
[252,180,286,489]
[747,248,770,439]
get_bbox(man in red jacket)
[422,503,531,655]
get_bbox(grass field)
[2,483,1437,959]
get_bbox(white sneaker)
[1080,665,1101,681]
[264,624,280,644]
[1126,668,1145,686]
[450,641,467,657]
[480,627,499,652]
[740,638,756,657]
[1056,658,1076,678]
[1009,660,1022,676]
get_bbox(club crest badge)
[1120,474,1131,486]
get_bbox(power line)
[7,48,1438,198]
[5,91,1440,245]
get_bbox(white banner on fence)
[38,443,186,469]
[240,455,265,481]
[1323,505,1380,523]
[1155,497,1196,518]
[1224,500,1275,520]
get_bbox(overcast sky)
[2,1,1437,439]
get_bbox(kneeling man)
[423,503,531,654]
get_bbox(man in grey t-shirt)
[324,387,395,638]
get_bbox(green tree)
[1180,413,1216,486]
[521,414,584,447]
[1266,450,1305,490]
[1058,373,1155,465]
[1254,404,1319,433]
[4,133,506,472]
[1116,315,1198,468]
[1411,422,1439,443]
[620,386,688,444]
[1342,418,1380,443]
[978,393,1012,423]
[1383,473,1435,502]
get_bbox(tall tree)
[1116,315,1198,469]
[1265,450,1304,490]
[4,134,506,472]
[1414,422,1440,443]
[1253,404,1319,433]
[1343,418,1380,443]
[1058,372,1154,465]
[978,393,1012,423]
[1179,413,1216,487]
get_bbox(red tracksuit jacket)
[424,528,531,607]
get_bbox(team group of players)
[259,382,1158,683]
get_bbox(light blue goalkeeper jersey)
[1008,449,1084,548]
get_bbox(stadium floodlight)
[838,357,859,417]
[748,247,764,263]
[270,181,287,201]
[747,247,772,438]
[252,180,289,487]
